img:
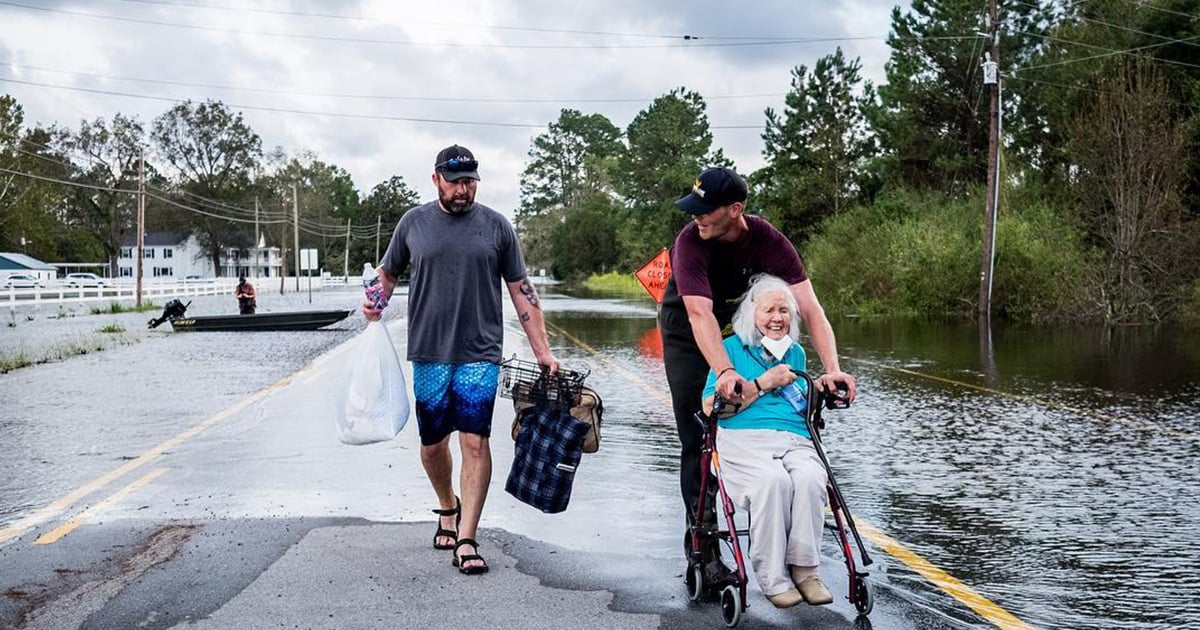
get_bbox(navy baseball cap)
[675,167,748,215]
[434,144,481,182]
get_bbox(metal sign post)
[300,248,318,304]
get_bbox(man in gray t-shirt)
[363,144,558,575]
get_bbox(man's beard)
[440,190,474,214]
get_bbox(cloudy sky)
[1,0,902,217]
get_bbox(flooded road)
[1,286,1197,629]
[526,290,1200,630]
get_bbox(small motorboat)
[147,299,352,332]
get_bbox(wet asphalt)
[0,286,959,630]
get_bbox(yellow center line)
[861,360,1196,443]
[0,371,299,545]
[857,521,1035,630]
[546,317,1035,630]
[544,320,673,407]
[35,468,169,545]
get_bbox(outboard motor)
[147,299,191,329]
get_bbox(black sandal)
[452,538,489,575]
[431,496,461,550]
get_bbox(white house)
[118,232,282,281]
[0,253,58,282]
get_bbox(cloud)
[0,0,902,217]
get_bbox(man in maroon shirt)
[659,166,857,585]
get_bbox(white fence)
[2,276,344,309]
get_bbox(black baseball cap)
[675,167,748,215]
[434,144,481,181]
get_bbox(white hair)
[731,274,801,347]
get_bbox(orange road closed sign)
[635,249,672,303]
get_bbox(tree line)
[2,0,1198,322]
[0,97,419,281]
[516,0,1200,324]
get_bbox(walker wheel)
[853,575,874,616]
[720,584,741,627]
[685,562,705,602]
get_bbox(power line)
[1017,29,1200,70]
[0,1,882,50]
[1,162,387,239]
[1013,0,1200,51]
[0,74,766,130]
[1119,0,1200,20]
[13,136,392,237]
[0,61,788,105]
[96,0,795,42]
[0,76,550,128]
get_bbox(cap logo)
[693,179,705,198]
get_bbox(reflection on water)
[542,289,1200,630]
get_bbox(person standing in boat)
[658,166,856,588]
[361,144,558,575]
[235,276,256,315]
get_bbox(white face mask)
[761,335,794,361]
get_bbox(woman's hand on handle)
[761,364,798,391]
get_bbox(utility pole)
[292,183,300,292]
[254,196,260,280]
[343,219,351,280]
[136,150,145,307]
[374,214,381,265]
[978,0,1001,317]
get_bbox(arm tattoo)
[519,279,541,309]
[520,312,531,322]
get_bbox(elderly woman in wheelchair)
[701,273,835,609]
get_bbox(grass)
[0,339,112,374]
[581,271,653,299]
[0,333,138,374]
[90,301,159,315]
[97,323,126,333]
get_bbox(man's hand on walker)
[716,368,746,400]
[815,371,857,403]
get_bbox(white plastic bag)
[335,320,410,444]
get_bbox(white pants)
[715,429,828,597]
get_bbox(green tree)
[57,114,147,277]
[516,109,622,272]
[356,175,420,268]
[518,109,622,217]
[151,100,263,276]
[614,88,726,270]
[548,192,623,280]
[872,0,1050,193]
[273,153,360,276]
[0,97,100,263]
[1007,0,1139,191]
[1068,60,1195,322]
[755,48,875,243]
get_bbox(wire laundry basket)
[498,356,590,409]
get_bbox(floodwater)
[1,286,1197,629]
[542,288,1200,630]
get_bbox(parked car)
[3,273,45,289]
[65,272,110,288]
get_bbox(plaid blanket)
[506,404,590,514]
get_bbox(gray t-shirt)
[380,200,527,363]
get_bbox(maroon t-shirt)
[660,215,807,334]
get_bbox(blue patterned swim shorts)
[411,361,500,446]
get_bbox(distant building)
[118,232,282,280]
[0,253,58,282]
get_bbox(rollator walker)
[684,371,874,627]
